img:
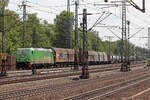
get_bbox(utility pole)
[32,27,36,48]
[120,0,145,72]
[66,0,72,49]
[22,0,27,48]
[105,36,113,54]
[0,1,8,76]
[120,0,131,72]
[74,0,79,70]
[1,4,5,53]
[121,0,127,63]
[127,20,130,61]
[96,33,99,51]
[148,27,150,49]
[0,0,6,53]
[80,9,89,79]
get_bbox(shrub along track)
[0,65,149,100]
[0,63,144,86]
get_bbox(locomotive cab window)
[17,50,30,55]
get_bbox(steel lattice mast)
[80,9,89,79]
[120,0,131,72]
[74,0,79,70]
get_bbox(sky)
[7,0,150,48]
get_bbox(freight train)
[16,47,135,69]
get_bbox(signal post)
[80,9,89,79]
[0,53,7,76]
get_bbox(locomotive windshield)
[17,50,30,55]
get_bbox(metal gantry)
[120,0,145,72]
[120,0,131,72]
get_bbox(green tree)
[26,14,55,48]
[0,0,9,8]
[26,14,41,47]
[4,10,22,54]
[54,11,74,48]
[42,21,56,47]
[0,0,9,29]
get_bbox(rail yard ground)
[1,0,150,100]
[0,62,150,100]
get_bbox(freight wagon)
[16,47,131,69]
[0,55,16,71]
[51,48,74,67]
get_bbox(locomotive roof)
[34,48,52,52]
[17,48,53,52]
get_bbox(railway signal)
[0,53,8,76]
[0,0,9,76]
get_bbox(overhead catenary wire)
[107,28,121,39]
[8,1,148,34]
[27,1,60,12]
[127,8,150,26]
[95,13,112,26]
[27,1,75,8]
[9,1,59,15]
[88,12,112,31]
[129,28,144,39]
[8,1,31,15]
[78,1,144,41]
[88,12,105,30]
[81,1,94,5]
[28,7,58,15]
[80,1,142,30]
[9,0,148,30]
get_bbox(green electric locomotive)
[16,48,54,69]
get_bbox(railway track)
[0,63,145,86]
[0,66,119,86]
[0,65,149,100]
[6,64,119,76]
[6,60,144,76]
[63,71,150,100]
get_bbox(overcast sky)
[7,0,150,48]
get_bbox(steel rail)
[0,66,149,99]
[0,63,145,86]
[64,71,150,100]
